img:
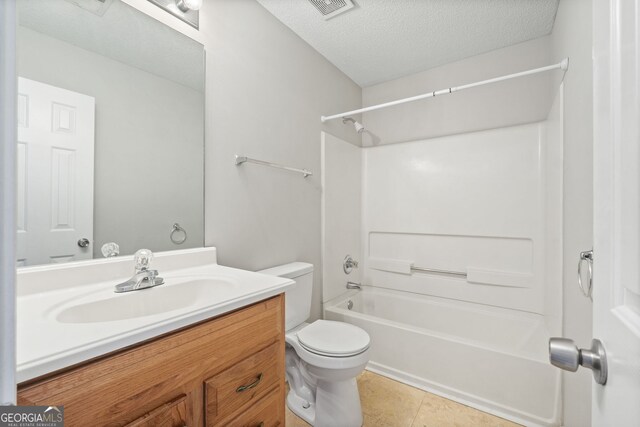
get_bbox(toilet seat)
[296,320,370,357]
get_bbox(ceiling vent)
[307,0,355,20]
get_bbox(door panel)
[16,77,95,266]
[592,0,640,424]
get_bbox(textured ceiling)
[18,0,204,91]
[256,0,560,87]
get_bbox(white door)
[592,0,640,425]
[16,77,95,266]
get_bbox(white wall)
[320,117,563,425]
[148,0,361,322]
[0,0,17,406]
[321,132,362,304]
[99,0,361,322]
[360,123,562,323]
[17,26,205,258]
[550,1,595,426]
[361,36,556,145]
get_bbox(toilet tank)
[258,262,314,331]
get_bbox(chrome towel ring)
[578,249,593,300]
[170,223,187,245]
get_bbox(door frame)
[0,0,17,407]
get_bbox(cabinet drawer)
[126,394,188,427]
[205,342,280,425]
[223,387,282,427]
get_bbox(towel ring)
[170,223,187,245]
[578,250,593,300]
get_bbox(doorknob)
[549,338,607,385]
[77,238,90,248]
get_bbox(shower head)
[342,117,365,134]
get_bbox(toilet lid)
[296,320,370,357]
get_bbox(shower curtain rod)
[321,58,569,122]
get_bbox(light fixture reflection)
[175,0,202,12]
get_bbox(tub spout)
[346,281,361,290]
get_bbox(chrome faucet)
[343,255,359,274]
[114,249,164,293]
[346,281,362,290]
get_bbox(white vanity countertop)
[16,248,294,383]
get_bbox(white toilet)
[258,262,370,427]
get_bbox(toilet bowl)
[258,263,370,427]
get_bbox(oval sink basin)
[56,278,235,323]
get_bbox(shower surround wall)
[361,121,562,318]
[323,113,563,425]
[321,132,362,304]
[322,36,564,426]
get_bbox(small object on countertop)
[101,242,120,258]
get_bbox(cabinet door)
[126,395,188,427]
[224,388,282,427]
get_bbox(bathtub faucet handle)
[343,255,359,274]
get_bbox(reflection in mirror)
[16,0,205,267]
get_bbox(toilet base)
[314,378,363,427]
[287,378,364,427]
[287,388,316,425]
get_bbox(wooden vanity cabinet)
[126,395,189,427]
[18,295,285,427]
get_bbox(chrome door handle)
[77,238,90,248]
[549,338,607,385]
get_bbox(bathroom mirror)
[16,0,205,267]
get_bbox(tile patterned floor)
[285,371,521,427]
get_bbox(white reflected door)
[592,0,640,425]
[16,78,95,266]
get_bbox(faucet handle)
[343,255,359,274]
[101,242,120,258]
[134,249,154,272]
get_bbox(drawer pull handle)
[236,373,263,392]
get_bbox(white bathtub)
[324,288,561,426]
